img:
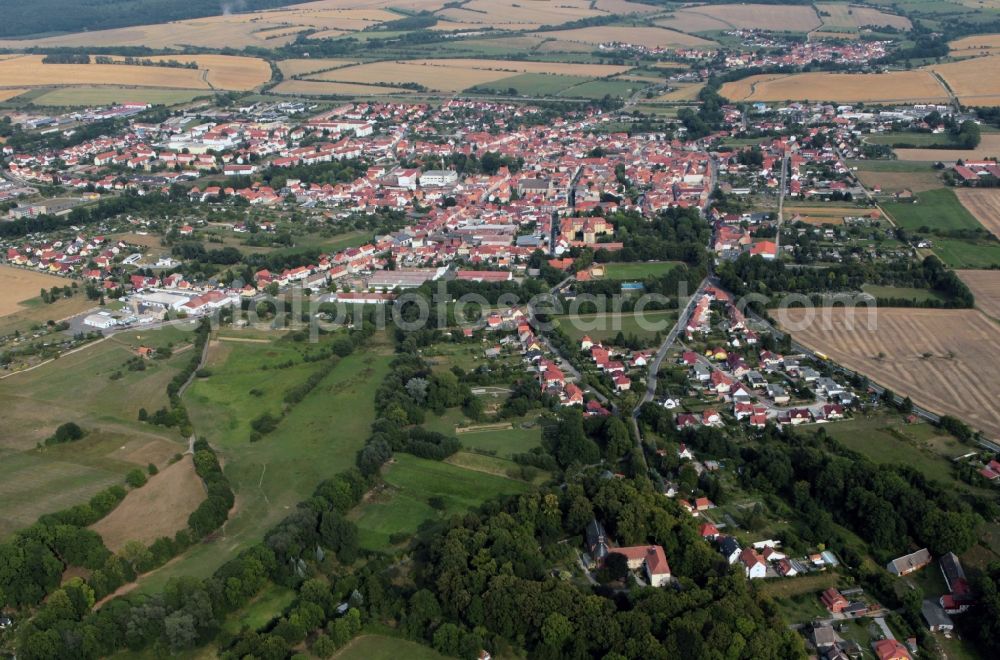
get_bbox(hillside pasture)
[816,3,911,30]
[958,270,1000,319]
[955,188,1000,238]
[775,307,1000,440]
[90,455,206,552]
[0,3,409,50]
[720,71,948,103]
[657,4,822,33]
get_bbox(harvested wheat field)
[273,79,411,96]
[439,0,599,28]
[90,455,206,553]
[958,270,1000,320]
[0,1,410,50]
[659,4,822,33]
[308,59,631,92]
[930,55,1000,106]
[817,3,911,30]
[955,188,1000,238]
[655,82,705,101]
[542,26,715,48]
[950,33,1000,57]
[893,135,1000,162]
[593,0,661,14]
[0,266,74,317]
[277,58,357,78]
[777,307,1000,439]
[855,169,942,193]
[0,54,268,91]
[0,89,27,102]
[720,70,948,103]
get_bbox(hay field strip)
[278,58,357,78]
[538,26,716,48]
[0,54,269,91]
[720,70,949,103]
[272,79,412,96]
[305,59,632,93]
[776,307,1000,440]
[955,188,1000,238]
[958,270,1000,320]
[893,134,1000,162]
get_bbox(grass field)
[221,583,296,635]
[272,80,411,97]
[861,284,946,303]
[276,58,357,78]
[0,326,193,538]
[90,455,205,552]
[930,237,1000,269]
[848,160,935,172]
[29,86,210,107]
[720,70,948,103]
[556,309,678,346]
[478,72,591,95]
[816,3,911,30]
[351,453,530,550]
[422,408,543,458]
[824,415,991,496]
[958,270,1000,319]
[882,188,983,232]
[776,307,1000,440]
[136,335,395,591]
[0,54,268,91]
[603,261,682,279]
[333,635,448,660]
[866,131,961,147]
[955,188,1000,238]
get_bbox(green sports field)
[603,261,682,280]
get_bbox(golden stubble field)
[958,270,1000,320]
[930,55,1000,106]
[541,25,715,48]
[776,307,1000,440]
[0,54,270,91]
[90,455,207,553]
[307,58,632,92]
[955,188,1000,238]
[0,265,74,317]
[658,4,822,33]
[720,70,949,103]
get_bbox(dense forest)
[0,0,301,38]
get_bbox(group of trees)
[717,252,975,308]
[412,475,805,659]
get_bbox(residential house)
[739,547,767,579]
[887,548,931,576]
[610,545,672,587]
